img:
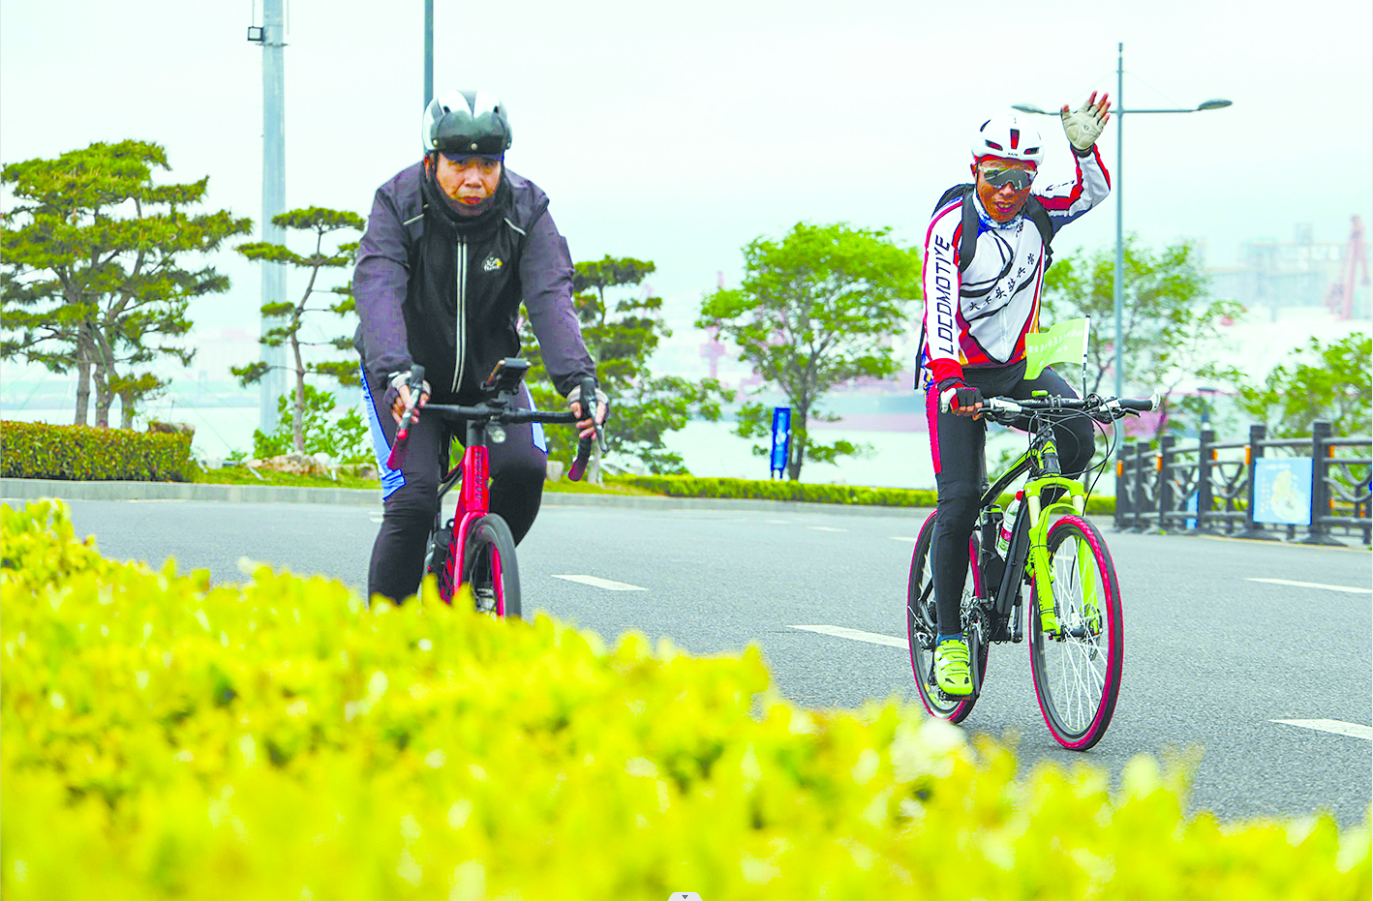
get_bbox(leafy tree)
[521,255,730,476]
[1,140,251,427]
[697,222,921,481]
[1236,334,1372,438]
[252,385,371,463]
[1042,237,1244,441]
[232,207,364,454]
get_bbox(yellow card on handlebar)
[1023,317,1089,381]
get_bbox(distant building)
[1208,220,1372,322]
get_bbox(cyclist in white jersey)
[919,95,1112,696]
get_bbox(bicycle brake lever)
[385,365,426,470]
[385,407,414,471]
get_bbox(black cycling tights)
[364,377,548,604]
[926,363,1096,636]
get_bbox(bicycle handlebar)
[982,391,1161,423]
[567,376,603,483]
[382,365,602,482]
[384,365,428,471]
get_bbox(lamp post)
[424,0,433,108]
[1013,43,1231,463]
[1198,385,1217,431]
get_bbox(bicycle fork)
[1023,473,1087,636]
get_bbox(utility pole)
[1113,42,1125,457]
[258,0,288,433]
[424,0,434,108]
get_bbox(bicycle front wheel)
[462,514,522,620]
[1028,515,1123,750]
[907,511,986,724]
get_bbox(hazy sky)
[3,0,1371,337]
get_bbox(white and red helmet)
[971,115,1043,166]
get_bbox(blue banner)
[1252,457,1313,525]
[770,406,792,479]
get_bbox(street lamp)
[1198,385,1218,431]
[1013,42,1232,462]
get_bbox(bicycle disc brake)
[428,519,457,600]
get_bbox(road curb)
[2,478,383,506]
[2,477,933,518]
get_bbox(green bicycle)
[906,391,1158,750]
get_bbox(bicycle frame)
[433,416,501,606]
[980,415,1089,635]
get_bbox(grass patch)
[191,465,657,496]
[191,465,380,491]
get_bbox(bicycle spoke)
[1031,517,1123,749]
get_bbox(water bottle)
[979,508,1005,597]
[997,491,1023,558]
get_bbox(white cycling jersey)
[919,146,1111,388]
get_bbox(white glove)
[1060,91,1111,152]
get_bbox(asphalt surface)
[10,494,1372,827]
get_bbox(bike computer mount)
[482,358,530,399]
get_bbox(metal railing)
[1114,421,1372,546]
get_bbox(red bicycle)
[386,358,599,619]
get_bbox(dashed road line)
[889,536,921,543]
[809,526,847,533]
[552,574,646,591]
[1247,578,1371,595]
[789,624,906,649]
[1270,719,1373,741]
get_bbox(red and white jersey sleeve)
[920,146,1110,386]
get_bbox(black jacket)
[353,162,595,401]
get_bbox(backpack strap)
[958,188,978,273]
[1023,195,1055,269]
[933,184,978,273]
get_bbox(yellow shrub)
[2,499,1368,900]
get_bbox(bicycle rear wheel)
[462,514,522,620]
[907,511,986,723]
[1028,515,1123,750]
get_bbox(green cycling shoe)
[934,638,973,697]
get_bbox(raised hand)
[1060,91,1111,151]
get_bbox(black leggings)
[926,363,1096,635]
[364,377,548,603]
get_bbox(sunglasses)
[980,166,1035,191]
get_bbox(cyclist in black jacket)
[353,89,607,604]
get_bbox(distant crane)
[699,270,727,381]
[1324,216,1371,321]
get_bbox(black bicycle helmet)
[420,89,512,159]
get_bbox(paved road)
[16,496,1373,826]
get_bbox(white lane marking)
[1270,719,1373,741]
[890,536,921,542]
[368,513,384,523]
[553,574,646,592]
[765,519,792,524]
[1247,578,1371,595]
[790,624,906,649]
[809,526,847,533]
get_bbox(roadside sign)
[1252,457,1312,525]
[770,406,791,479]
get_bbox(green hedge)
[0,420,194,481]
[1,499,1366,899]
[610,474,1116,515]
